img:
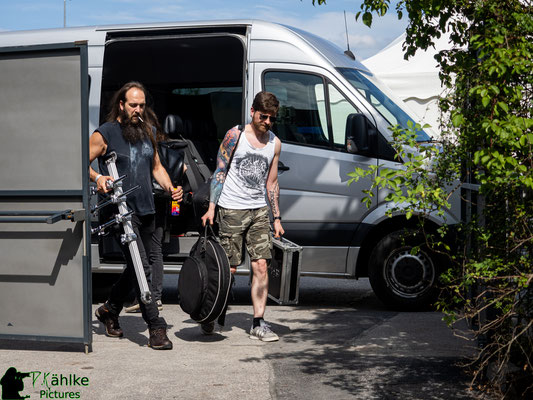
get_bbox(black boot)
[148,328,173,350]
[95,304,123,337]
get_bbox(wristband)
[95,174,102,183]
[273,216,282,221]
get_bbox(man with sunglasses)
[201,91,284,341]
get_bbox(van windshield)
[337,67,432,142]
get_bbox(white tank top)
[218,128,276,210]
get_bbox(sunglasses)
[258,113,277,123]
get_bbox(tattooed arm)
[266,137,285,238]
[201,126,241,226]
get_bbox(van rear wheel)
[368,230,440,310]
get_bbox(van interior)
[96,31,246,262]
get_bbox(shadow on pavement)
[239,307,479,399]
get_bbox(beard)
[120,109,149,144]
[251,118,270,134]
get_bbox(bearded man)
[201,91,284,341]
[89,81,182,350]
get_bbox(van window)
[338,67,432,141]
[264,71,330,148]
[327,83,360,148]
[264,71,362,151]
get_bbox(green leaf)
[362,12,373,27]
[498,102,509,113]
[452,114,463,127]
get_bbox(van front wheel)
[368,230,440,310]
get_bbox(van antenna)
[63,0,71,28]
[343,10,356,60]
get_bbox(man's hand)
[96,175,114,194]
[201,207,215,226]
[273,219,284,239]
[171,186,184,202]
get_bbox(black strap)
[225,125,243,176]
[183,147,203,192]
[182,137,212,180]
[185,125,243,192]
[200,224,219,255]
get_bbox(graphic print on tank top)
[129,141,153,184]
[234,152,269,191]
[217,128,275,210]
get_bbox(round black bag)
[179,256,208,316]
[178,226,231,323]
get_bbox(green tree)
[313,0,533,397]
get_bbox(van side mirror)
[345,113,377,156]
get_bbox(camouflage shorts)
[217,206,272,266]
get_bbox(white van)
[0,20,459,310]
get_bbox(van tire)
[368,230,440,310]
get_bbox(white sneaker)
[249,320,279,342]
[124,301,140,313]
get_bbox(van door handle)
[278,162,290,172]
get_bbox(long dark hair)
[106,81,162,152]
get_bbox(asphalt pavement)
[0,277,485,400]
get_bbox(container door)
[0,43,91,350]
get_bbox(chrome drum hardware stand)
[91,151,152,304]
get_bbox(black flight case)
[268,235,303,305]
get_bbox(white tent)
[362,33,451,135]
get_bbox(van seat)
[163,114,214,181]
[163,114,184,140]
[165,114,218,171]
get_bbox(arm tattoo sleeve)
[268,181,281,217]
[209,127,240,204]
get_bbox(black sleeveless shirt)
[96,121,155,216]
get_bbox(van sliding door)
[0,43,91,351]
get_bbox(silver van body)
[0,20,460,308]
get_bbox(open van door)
[0,43,91,351]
